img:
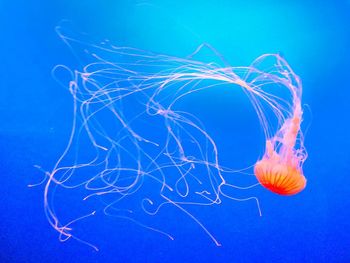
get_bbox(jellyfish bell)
[254,142,307,195]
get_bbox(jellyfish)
[38,28,307,250]
[247,56,307,195]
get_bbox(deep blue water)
[1,0,350,262]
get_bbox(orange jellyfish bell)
[254,146,307,195]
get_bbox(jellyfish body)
[254,157,306,195]
[254,138,307,195]
[254,97,307,195]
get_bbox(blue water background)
[1,0,350,262]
